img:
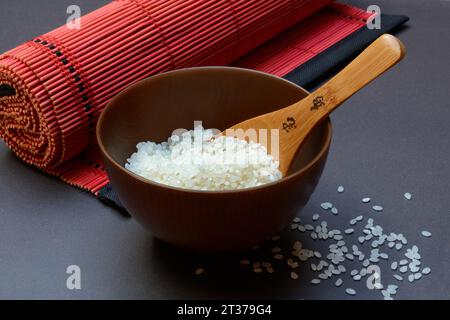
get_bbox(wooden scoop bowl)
[224,34,406,175]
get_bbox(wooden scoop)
[224,34,406,176]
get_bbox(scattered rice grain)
[372,205,383,212]
[320,202,333,210]
[422,267,431,275]
[421,231,432,238]
[345,228,354,235]
[345,288,356,296]
[195,268,204,276]
[393,274,403,281]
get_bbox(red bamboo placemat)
[0,1,372,195]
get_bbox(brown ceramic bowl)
[97,67,331,251]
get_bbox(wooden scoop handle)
[278,34,406,174]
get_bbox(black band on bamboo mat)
[284,14,410,89]
[97,13,409,214]
[97,184,129,216]
[0,84,16,97]
[33,38,96,140]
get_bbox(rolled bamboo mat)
[0,0,372,195]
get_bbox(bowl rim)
[97,66,332,195]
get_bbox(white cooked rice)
[125,126,281,191]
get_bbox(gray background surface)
[0,0,449,299]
